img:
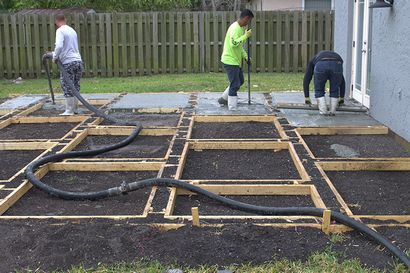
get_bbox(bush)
[10,0,199,12]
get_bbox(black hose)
[42,53,55,104]
[24,55,410,268]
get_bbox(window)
[304,0,332,11]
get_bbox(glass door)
[351,0,371,108]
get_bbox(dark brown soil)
[0,123,79,140]
[286,130,298,138]
[0,190,13,199]
[0,221,406,272]
[326,171,410,215]
[181,150,300,180]
[303,134,410,158]
[5,171,158,216]
[73,135,172,158]
[174,195,314,215]
[0,150,44,180]
[192,122,280,139]
[100,113,181,127]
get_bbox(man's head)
[238,9,254,27]
[55,14,66,28]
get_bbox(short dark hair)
[240,9,254,19]
[55,14,66,22]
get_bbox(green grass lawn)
[47,249,408,273]
[0,73,306,99]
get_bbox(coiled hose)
[24,55,410,268]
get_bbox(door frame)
[351,0,371,108]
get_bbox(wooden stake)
[322,209,331,234]
[191,207,200,227]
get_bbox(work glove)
[246,57,252,66]
[245,29,252,38]
[338,97,345,106]
[305,97,312,105]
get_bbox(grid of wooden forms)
[165,184,326,221]
[296,126,410,160]
[59,126,177,161]
[0,162,164,219]
[0,116,89,142]
[187,115,288,140]
[175,141,311,184]
[317,161,410,224]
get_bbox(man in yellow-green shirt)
[218,9,254,110]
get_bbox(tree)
[202,0,244,11]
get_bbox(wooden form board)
[0,109,12,115]
[0,116,89,142]
[296,126,410,161]
[90,111,184,128]
[0,161,163,218]
[188,115,288,140]
[175,141,311,183]
[164,184,326,220]
[59,126,177,161]
[0,109,15,117]
[296,126,389,136]
[0,141,58,183]
[316,161,410,223]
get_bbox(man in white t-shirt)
[52,14,83,116]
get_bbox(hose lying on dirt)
[23,55,410,268]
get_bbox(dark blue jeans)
[223,64,244,96]
[314,60,343,98]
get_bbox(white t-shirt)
[53,25,82,64]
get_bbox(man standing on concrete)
[218,9,254,110]
[303,50,346,115]
[53,14,83,116]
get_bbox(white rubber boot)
[222,86,229,100]
[316,96,328,115]
[329,97,339,116]
[60,97,75,116]
[228,95,238,111]
[218,86,229,106]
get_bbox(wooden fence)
[0,11,333,79]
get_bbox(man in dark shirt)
[303,51,346,115]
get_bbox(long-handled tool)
[247,38,251,105]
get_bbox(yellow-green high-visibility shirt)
[221,21,248,66]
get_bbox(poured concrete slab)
[0,95,46,110]
[271,91,362,108]
[55,93,119,100]
[280,108,381,127]
[196,92,272,115]
[110,93,190,110]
